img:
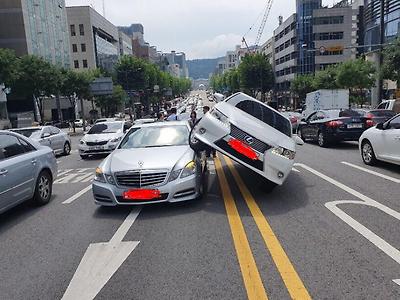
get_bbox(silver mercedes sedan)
[92,121,207,206]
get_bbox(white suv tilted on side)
[190,92,303,190]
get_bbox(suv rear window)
[236,100,291,137]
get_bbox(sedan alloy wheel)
[362,141,377,165]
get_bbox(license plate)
[123,189,161,200]
[93,146,104,150]
[347,123,363,129]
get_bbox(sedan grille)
[87,141,108,146]
[115,170,168,187]
[230,125,271,153]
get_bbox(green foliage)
[0,48,19,87]
[291,74,315,101]
[336,59,376,90]
[95,84,126,117]
[115,55,149,91]
[382,37,400,83]
[238,53,274,97]
[313,66,340,90]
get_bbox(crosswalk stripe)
[72,173,94,183]
[57,169,73,177]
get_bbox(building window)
[81,43,86,52]
[74,60,79,69]
[314,32,344,40]
[72,44,78,53]
[83,60,88,68]
[79,24,84,36]
[314,16,344,25]
[70,24,76,36]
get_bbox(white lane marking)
[62,185,92,204]
[81,175,94,183]
[295,163,400,283]
[71,173,93,183]
[292,167,300,173]
[62,208,141,300]
[341,161,400,184]
[393,279,400,286]
[57,169,73,177]
[55,174,78,184]
[208,161,216,175]
[76,168,92,173]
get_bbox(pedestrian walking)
[188,111,197,128]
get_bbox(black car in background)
[355,109,396,128]
[298,109,367,147]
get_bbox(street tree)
[95,84,126,117]
[313,66,340,90]
[382,37,400,83]
[291,74,315,102]
[0,48,19,87]
[238,53,274,99]
[115,55,149,92]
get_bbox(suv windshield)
[13,128,42,139]
[88,122,122,134]
[235,100,291,137]
[119,125,189,149]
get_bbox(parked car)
[359,113,400,166]
[133,118,156,125]
[356,109,396,128]
[95,118,121,124]
[0,131,57,214]
[92,121,207,206]
[298,109,367,147]
[376,99,400,114]
[74,119,86,128]
[11,126,71,155]
[79,121,132,159]
[190,92,303,190]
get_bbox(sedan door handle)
[31,159,37,165]
[395,136,400,141]
[0,170,8,176]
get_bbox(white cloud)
[188,33,243,59]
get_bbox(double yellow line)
[215,156,311,300]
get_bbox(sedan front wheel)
[361,141,377,165]
[33,171,53,205]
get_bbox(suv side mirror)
[376,123,385,130]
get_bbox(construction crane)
[242,0,274,51]
[255,0,274,47]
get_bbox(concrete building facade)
[66,6,119,71]
[0,0,71,67]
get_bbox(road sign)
[90,77,113,96]
[319,46,326,54]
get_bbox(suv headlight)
[210,108,230,127]
[272,147,296,160]
[181,161,196,178]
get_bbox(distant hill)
[187,57,223,79]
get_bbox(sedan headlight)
[272,147,296,160]
[168,169,182,182]
[181,161,196,178]
[210,108,230,127]
[110,136,122,143]
[94,167,116,184]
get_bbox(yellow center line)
[214,157,268,300]
[223,156,311,300]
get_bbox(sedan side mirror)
[42,132,51,138]
[293,135,304,146]
[376,123,385,130]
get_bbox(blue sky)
[66,0,335,59]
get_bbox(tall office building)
[0,0,71,67]
[66,6,120,71]
[297,0,322,74]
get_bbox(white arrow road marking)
[62,185,92,204]
[295,163,400,284]
[341,161,400,184]
[62,208,142,300]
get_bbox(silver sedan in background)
[92,121,207,206]
[11,126,71,156]
[0,131,57,214]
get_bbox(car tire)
[63,142,71,156]
[80,154,88,160]
[33,170,52,206]
[317,131,328,147]
[361,140,377,166]
[261,179,277,193]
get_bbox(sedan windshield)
[119,125,189,149]
[88,123,122,134]
[13,128,42,139]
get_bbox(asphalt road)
[1,92,400,299]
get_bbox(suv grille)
[230,125,271,153]
[115,170,168,187]
[87,141,108,146]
